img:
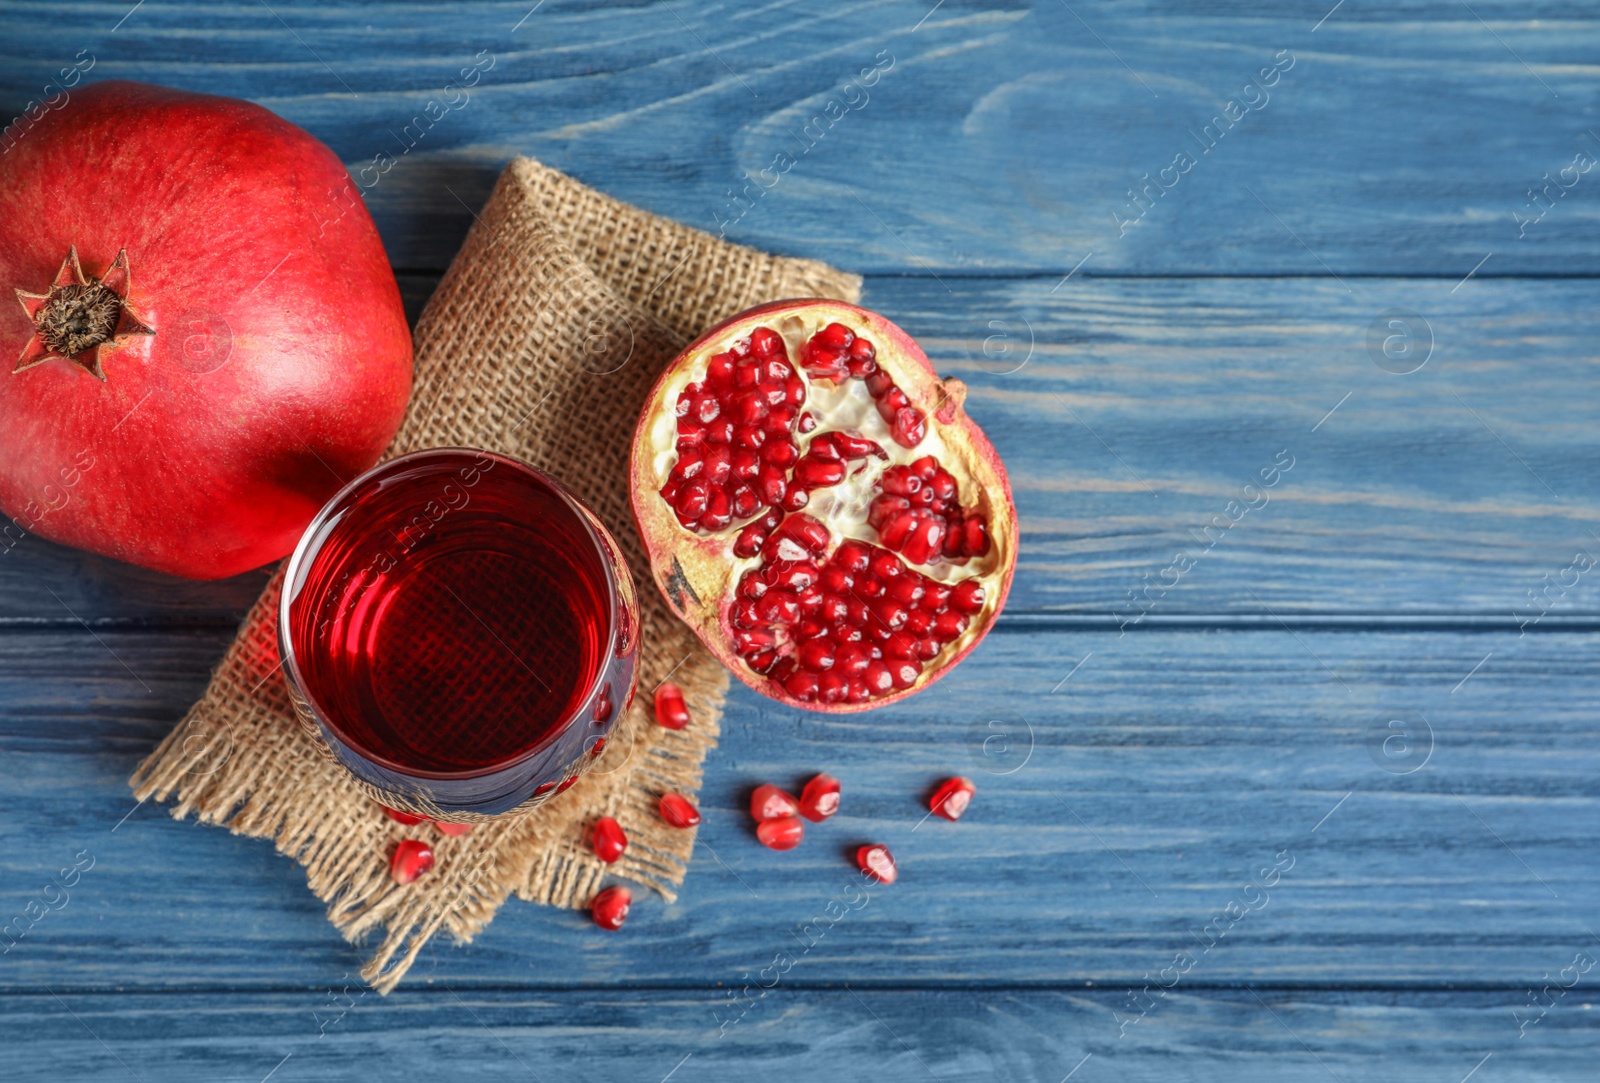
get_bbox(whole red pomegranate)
[0,80,412,579]
[630,300,1017,711]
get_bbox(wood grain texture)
[2,628,1594,991]
[1,2,1597,273]
[8,988,1597,1083]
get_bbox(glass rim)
[277,445,626,782]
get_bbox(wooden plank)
[1,273,1598,623]
[871,273,1600,617]
[0,538,266,627]
[1,627,1594,990]
[1,3,1597,273]
[8,987,1597,1082]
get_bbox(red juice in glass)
[279,448,639,817]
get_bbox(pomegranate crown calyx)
[13,246,155,382]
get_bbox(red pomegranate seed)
[889,658,922,689]
[750,784,800,822]
[950,580,986,613]
[655,682,691,729]
[793,455,846,488]
[659,792,701,828]
[750,327,784,355]
[436,822,474,837]
[389,839,435,885]
[381,805,428,826]
[891,407,927,448]
[799,773,841,821]
[783,512,831,553]
[797,638,835,671]
[856,843,897,884]
[835,644,870,677]
[929,776,976,821]
[592,816,628,863]
[784,669,819,700]
[591,885,632,930]
[756,815,805,850]
[816,322,854,349]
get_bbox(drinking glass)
[279,447,639,818]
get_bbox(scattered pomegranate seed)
[659,791,701,828]
[756,815,805,850]
[856,843,897,884]
[929,776,976,821]
[389,839,435,885]
[655,682,691,729]
[436,822,474,837]
[799,773,841,821]
[750,784,800,822]
[592,816,628,863]
[590,885,632,930]
[380,805,428,826]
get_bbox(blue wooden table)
[4,2,1599,1079]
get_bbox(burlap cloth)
[130,158,861,993]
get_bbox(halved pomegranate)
[630,301,1016,710]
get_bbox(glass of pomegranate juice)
[280,448,639,818]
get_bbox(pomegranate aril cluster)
[661,327,810,532]
[870,457,990,564]
[729,513,988,705]
[800,322,926,449]
[731,430,886,559]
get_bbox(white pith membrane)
[636,304,1015,709]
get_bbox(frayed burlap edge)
[131,157,860,993]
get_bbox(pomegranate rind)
[630,299,1018,712]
